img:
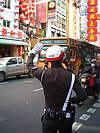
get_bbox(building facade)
[36,0,81,39]
[0,0,29,62]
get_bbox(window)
[3,0,10,9]
[3,20,10,27]
[8,58,17,65]
[36,0,41,2]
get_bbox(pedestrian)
[26,43,86,133]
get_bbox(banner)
[47,1,56,22]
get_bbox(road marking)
[34,88,43,92]
[98,99,100,102]
[72,122,83,131]
[24,81,34,82]
[93,103,100,107]
[0,82,8,85]
[79,114,90,121]
[87,108,96,113]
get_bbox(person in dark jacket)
[79,59,100,94]
[26,43,86,133]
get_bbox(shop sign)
[87,28,97,34]
[0,27,25,39]
[97,14,100,20]
[87,0,98,6]
[87,14,97,20]
[87,7,98,13]
[47,1,56,22]
[87,35,97,41]
[18,47,21,57]
[87,21,97,27]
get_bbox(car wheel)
[28,71,34,78]
[0,72,5,82]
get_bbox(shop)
[0,27,30,62]
[0,39,30,62]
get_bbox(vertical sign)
[87,0,98,42]
[47,1,56,22]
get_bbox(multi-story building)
[36,0,66,38]
[36,0,81,39]
[0,0,29,62]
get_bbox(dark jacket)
[82,66,99,79]
[27,53,86,112]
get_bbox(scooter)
[79,72,99,104]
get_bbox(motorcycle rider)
[79,59,100,95]
[26,43,86,133]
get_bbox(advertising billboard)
[47,1,56,22]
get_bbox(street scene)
[0,0,100,133]
[0,76,100,133]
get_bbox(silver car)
[0,57,33,82]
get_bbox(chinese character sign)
[87,0,98,42]
[0,27,24,39]
[97,14,100,20]
[87,0,98,6]
[87,28,97,34]
[87,35,97,41]
[87,14,97,20]
[87,21,97,27]
[87,7,98,13]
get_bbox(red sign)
[87,14,97,20]
[87,21,97,27]
[2,28,7,36]
[48,1,55,10]
[18,31,22,38]
[18,47,21,57]
[87,35,97,41]
[87,0,98,6]
[87,7,98,13]
[97,14,100,20]
[87,28,97,34]
[10,30,15,37]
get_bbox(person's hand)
[30,43,43,55]
[79,73,82,76]
[92,74,96,78]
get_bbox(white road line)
[93,103,100,107]
[79,114,90,121]
[72,122,83,131]
[34,88,43,92]
[87,108,97,113]
[0,82,8,85]
[98,99,100,102]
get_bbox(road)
[0,76,100,133]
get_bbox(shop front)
[0,27,30,62]
[0,38,30,62]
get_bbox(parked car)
[0,57,33,82]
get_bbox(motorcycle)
[78,72,99,106]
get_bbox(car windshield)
[39,45,69,61]
[0,58,6,65]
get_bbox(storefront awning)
[0,38,30,46]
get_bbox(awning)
[0,38,30,46]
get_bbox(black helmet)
[91,59,97,65]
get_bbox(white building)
[0,0,29,61]
[36,0,66,38]
[36,0,81,39]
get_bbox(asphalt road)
[0,76,100,133]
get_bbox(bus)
[38,37,100,75]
